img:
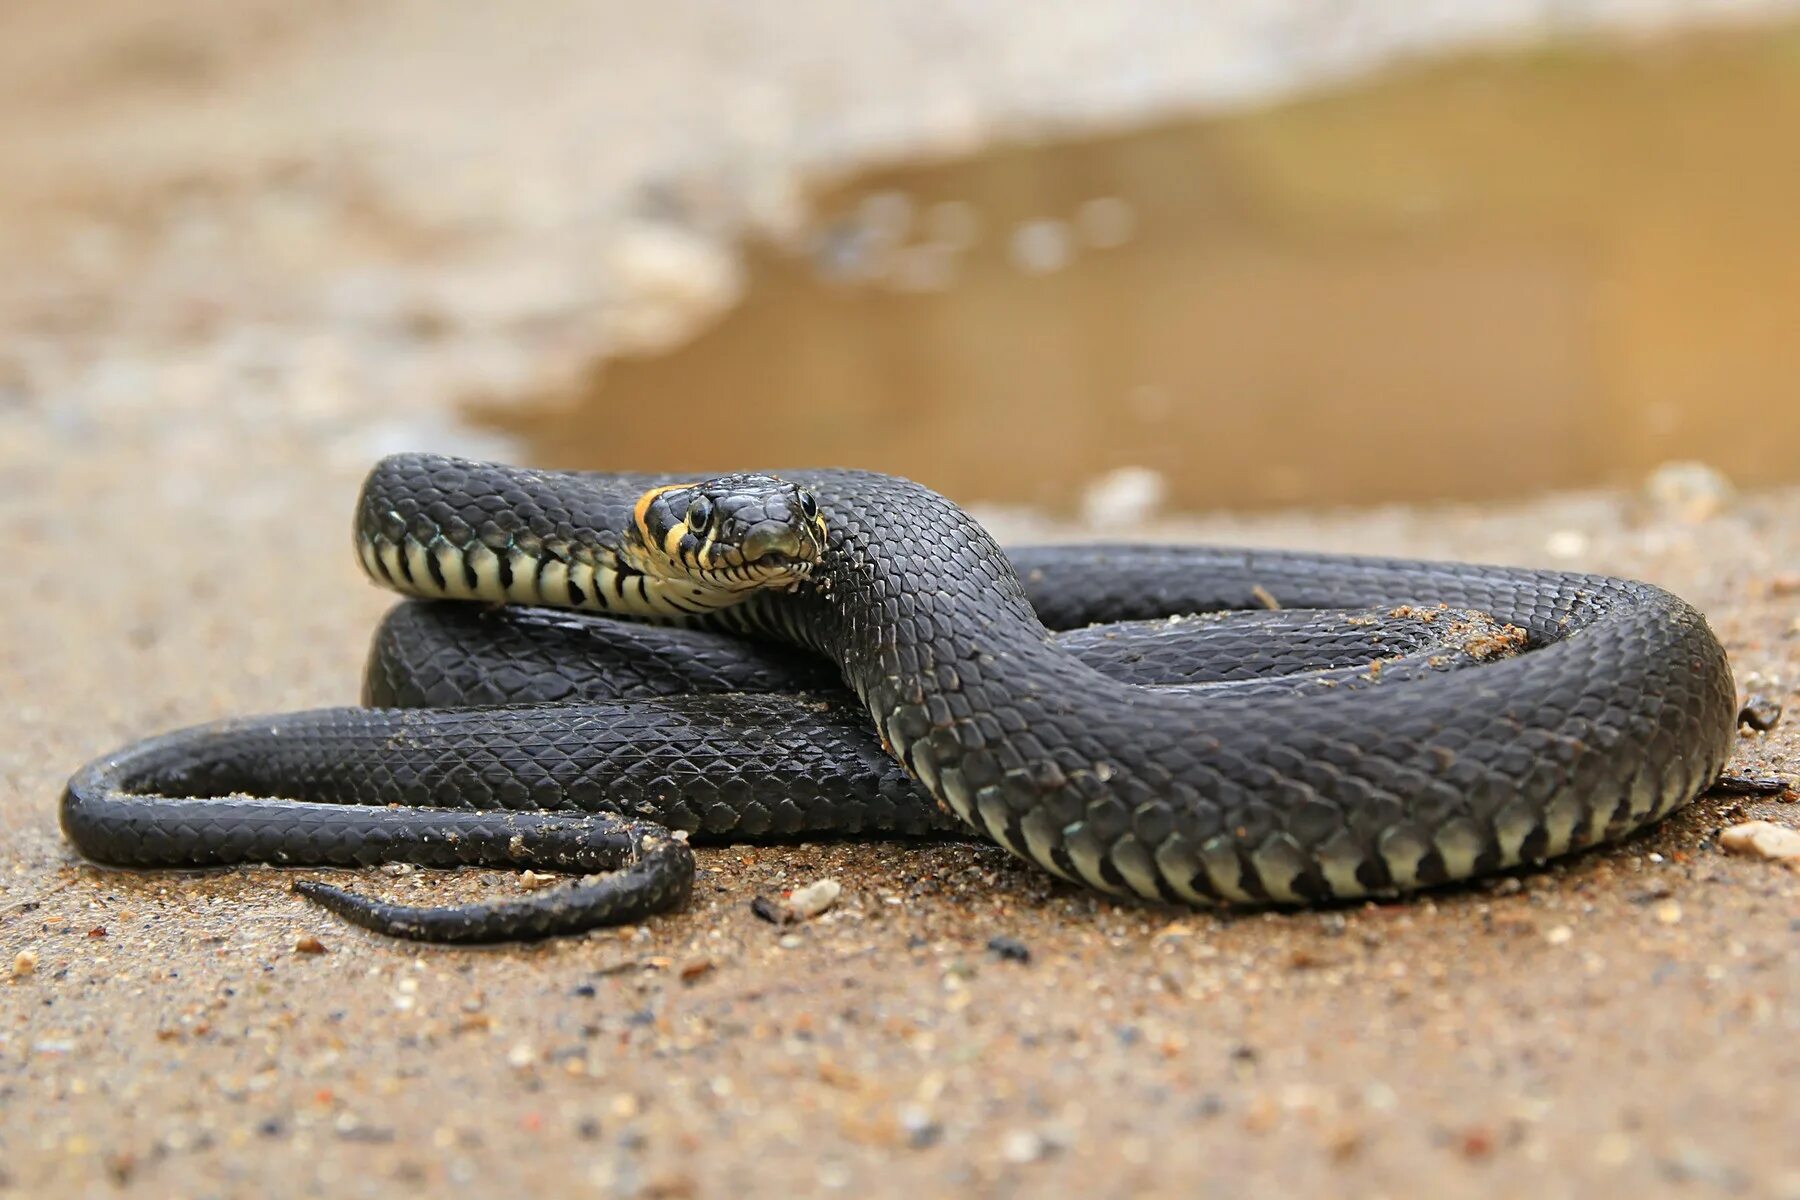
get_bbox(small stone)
[294,936,327,955]
[986,936,1031,963]
[12,950,38,978]
[1458,1126,1497,1160]
[1719,821,1800,865]
[1544,925,1574,946]
[1008,219,1072,274]
[1653,900,1683,925]
[678,958,715,983]
[1544,530,1588,560]
[784,878,842,921]
[899,1104,943,1149]
[1080,467,1167,530]
[506,1043,536,1069]
[1738,696,1783,733]
[749,895,783,924]
[1001,1129,1048,1164]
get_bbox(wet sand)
[3,4,1799,1197]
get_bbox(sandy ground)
[3,3,1799,1198]
[6,453,1798,1200]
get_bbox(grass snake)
[62,454,1739,941]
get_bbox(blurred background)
[4,0,1798,518]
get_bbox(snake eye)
[796,490,819,520]
[685,497,714,533]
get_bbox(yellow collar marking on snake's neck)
[631,482,695,562]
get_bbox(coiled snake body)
[63,455,1738,941]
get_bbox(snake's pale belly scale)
[61,454,1738,940]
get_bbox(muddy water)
[487,28,1800,512]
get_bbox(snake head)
[630,474,828,597]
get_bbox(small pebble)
[294,936,327,955]
[754,879,842,925]
[1545,925,1574,946]
[12,949,38,978]
[1001,1129,1049,1164]
[1080,467,1166,530]
[1544,530,1588,560]
[1738,696,1782,732]
[784,878,842,921]
[986,936,1031,963]
[1719,821,1800,864]
[749,895,783,924]
[1458,1126,1497,1160]
[899,1104,943,1149]
[1653,900,1683,926]
[1008,220,1072,274]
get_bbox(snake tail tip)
[292,879,365,914]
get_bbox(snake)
[62,454,1739,942]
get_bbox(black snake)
[62,454,1739,941]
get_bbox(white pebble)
[1544,530,1588,560]
[1081,467,1168,530]
[1009,220,1073,274]
[1719,821,1800,863]
[1001,1129,1048,1163]
[784,878,842,920]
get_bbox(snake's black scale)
[62,454,1738,940]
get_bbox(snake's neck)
[767,474,1050,695]
[356,525,769,620]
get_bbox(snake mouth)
[725,522,823,583]
[697,548,817,593]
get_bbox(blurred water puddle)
[478,26,1800,512]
